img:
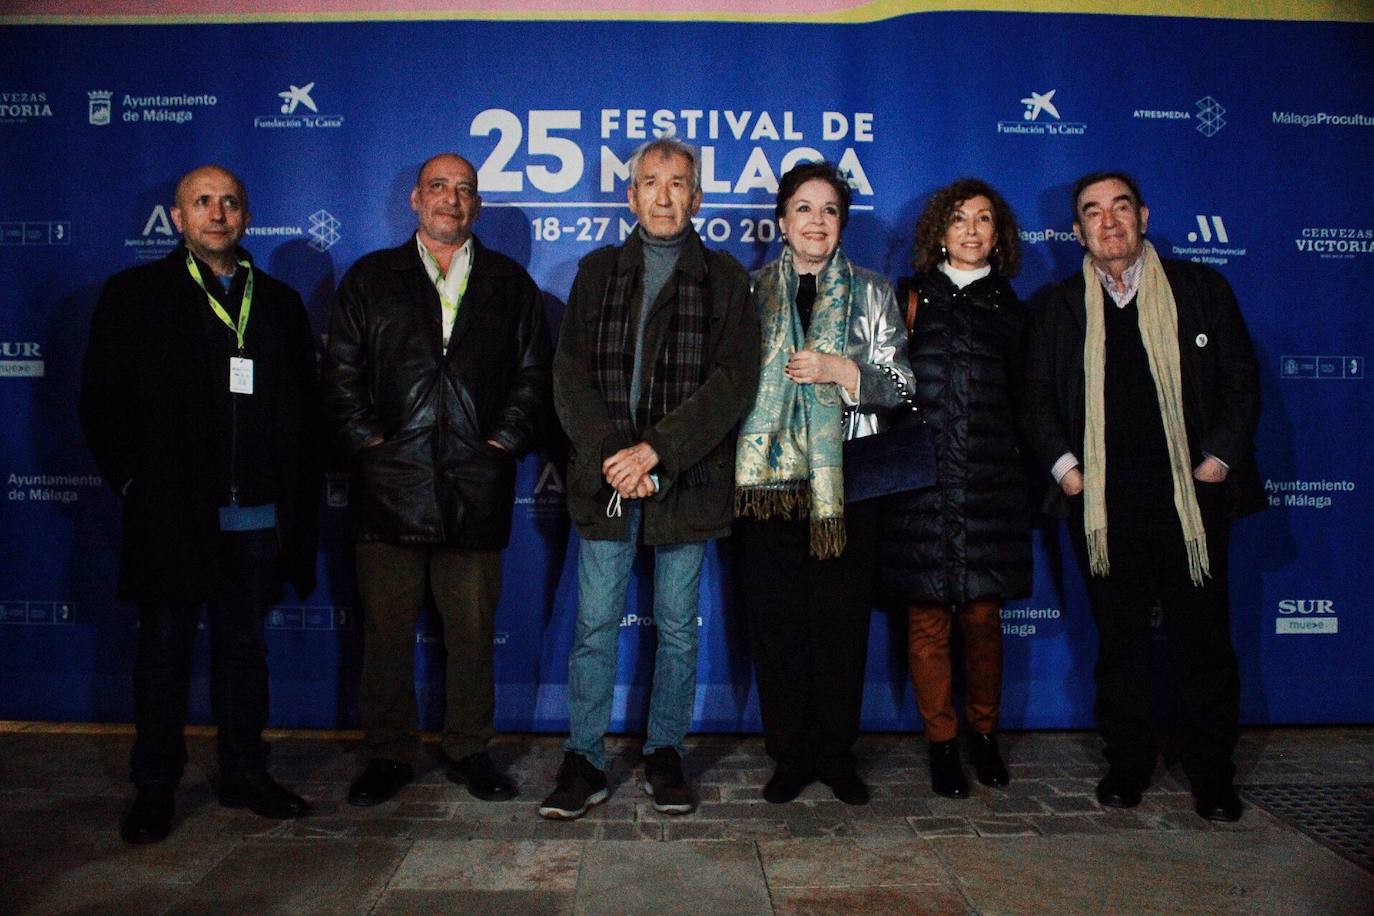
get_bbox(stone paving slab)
[574,840,773,914]
[169,838,409,914]
[934,830,1374,916]
[1,726,1371,914]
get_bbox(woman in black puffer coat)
[878,178,1032,800]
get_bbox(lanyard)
[186,252,254,353]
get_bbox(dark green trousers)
[355,542,502,763]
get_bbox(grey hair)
[627,137,702,193]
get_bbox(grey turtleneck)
[630,225,689,421]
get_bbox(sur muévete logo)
[1275,598,1338,635]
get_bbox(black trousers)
[131,527,280,788]
[736,500,877,779]
[1069,486,1240,788]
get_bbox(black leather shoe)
[820,772,870,806]
[1194,785,1243,822]
[121,784,174,844]
[219,769,311,818]
[762,767,813,804]
[929,739,969,799]
[1095,772,1146,809]
[347,758,413,807]
[447,751,517,801]
[969,733,1009,788]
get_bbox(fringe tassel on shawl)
[735,486,847,559]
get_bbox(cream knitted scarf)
[1082,240,1210,586]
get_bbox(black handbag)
[842,286,937,504]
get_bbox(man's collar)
[1091,249,1145,294]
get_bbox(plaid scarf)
[591,245,711,483]
[734,247,852,558]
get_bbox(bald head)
[170,164,250,275]
[175,164,248,215]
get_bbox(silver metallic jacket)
[752,257,916,441]
[842,263,916,440]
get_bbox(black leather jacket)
[323,234,552,548]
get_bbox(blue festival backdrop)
[1,5,1371,732]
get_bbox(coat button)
[1195,333,1208,348]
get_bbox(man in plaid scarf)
[543,138,759,820]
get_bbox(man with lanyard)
[323,153,551,806]
[1023,171,1262,822]
[81,164,321,843]
[540,138,759,820]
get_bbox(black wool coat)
[1020,256,1263,522]
[878,270,1033,606]
[80,246,322,603]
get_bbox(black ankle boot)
[968,732,1009,788]
[928,738,969,798]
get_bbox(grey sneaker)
[642,747,695,815]
[538,751,608,820]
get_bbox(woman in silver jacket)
[734,161,914,805]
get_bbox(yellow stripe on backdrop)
[3,0,1371,26]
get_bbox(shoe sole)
[642,780,694,815]
[538,788,608,820]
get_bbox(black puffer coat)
[878,269,1032,605]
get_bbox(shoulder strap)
[905,285,920,331]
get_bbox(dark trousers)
[1069,489,1240,788]
[736,500,877,779]
[355,542,502,763]
[131,527,280,788]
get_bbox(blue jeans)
[566,503,706,771]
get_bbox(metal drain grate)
[1241,784,1374,873]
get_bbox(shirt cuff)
[838,373,860,407]
[1202,451,1230,471]
[1051,453,1079,483]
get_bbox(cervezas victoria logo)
[0,90,53,123]
[997,89,1086,136]
[255,81,343,129]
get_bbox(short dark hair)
[911,177,1021,276]
[1070,171,1145,224]
[775,160,852,230]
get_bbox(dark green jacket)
[554,229,759,544]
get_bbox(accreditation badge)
[229,356,254,395]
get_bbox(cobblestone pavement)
[1,725,1370,914]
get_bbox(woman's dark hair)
[775,160,853,230]
[911,178,1021,277]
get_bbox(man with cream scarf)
[1023,172,1262,822]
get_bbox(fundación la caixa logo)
[997,89,1086,136]
[255,81,343,129]
[1276,598,1338,635]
